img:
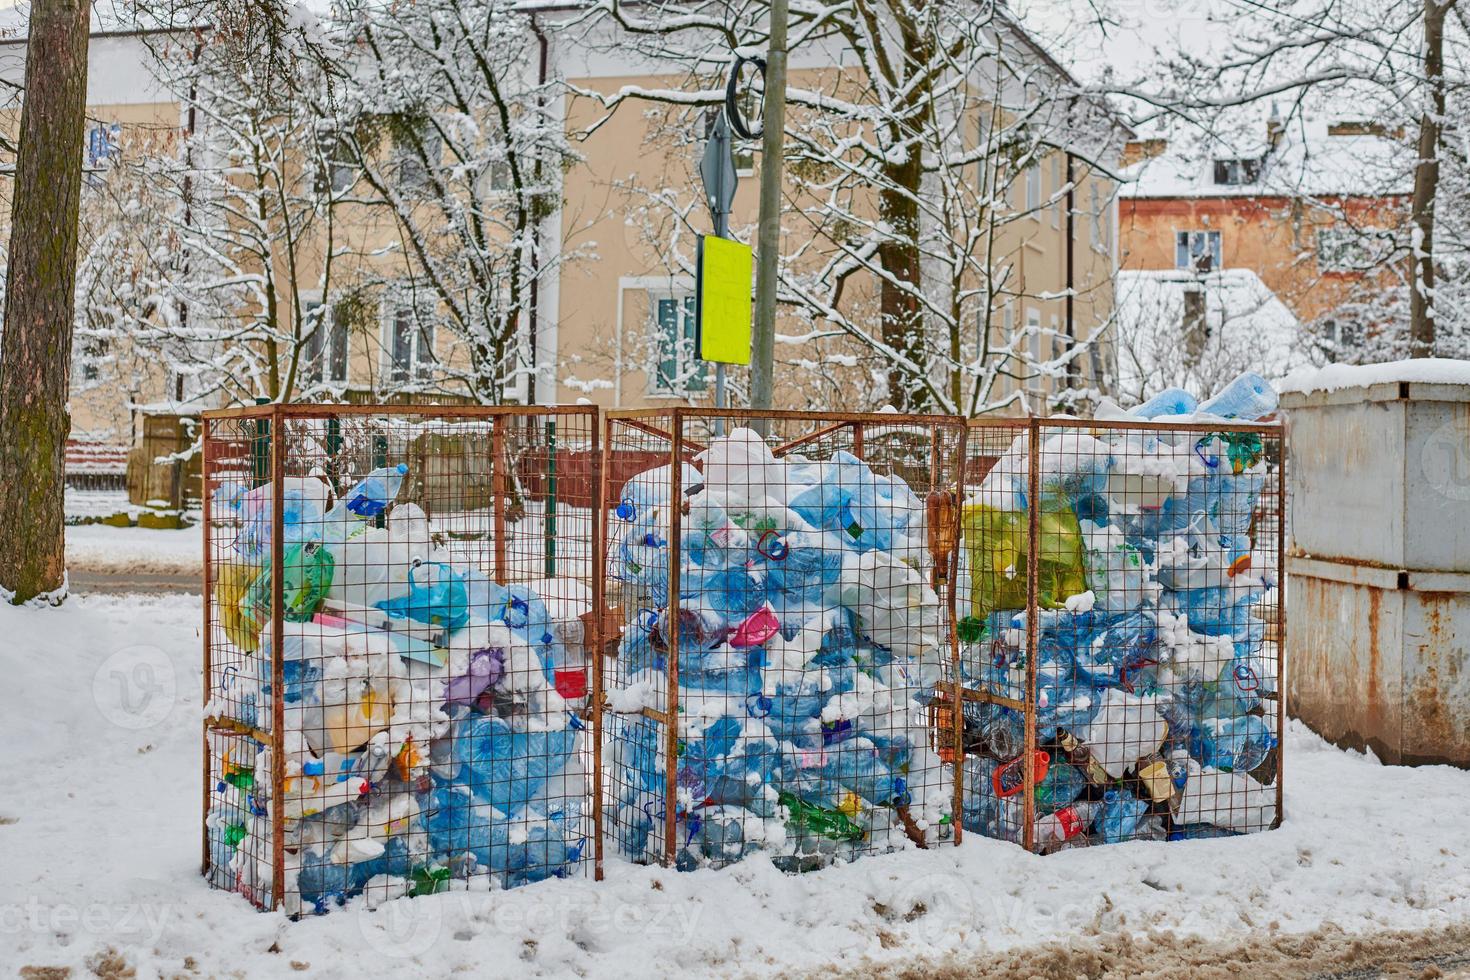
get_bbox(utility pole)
[748,0,789,416]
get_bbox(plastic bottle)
[1194,713,1273,773]
[1198,372,1279,421]
[1099,789,1150,843]
[1035,800,1099,848]
[325,464,408,531]
[452,713,578,809]
[1079,520,1148,612]
[1034,761,1087,814]
[778,790,866,843]
[1134,387,1199,419]
[1055,729,1114,786]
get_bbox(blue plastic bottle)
[1198,372,1279,421]
[452,714,578,809]
[1099,788,1150,843]
[1134,387,1199,419]
[1195,714,1273,773]
[323,465,408,535]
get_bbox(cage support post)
[665,412,685,867]
[269,404,286,910]
[1274,420,1288,828]
[545,418,558,579]
[1023,418,1040,853]
[944,426,966,845]
[493,416,508,585]
[200,417,213,876]
[590,413,606,881]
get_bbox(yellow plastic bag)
[961,502,1087,618]
[216,561,261,652]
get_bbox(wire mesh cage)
[201,404,604,914]
[600,409,968,871]
[956,417,1286,852]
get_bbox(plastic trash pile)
[607,429,953,870]
[960,372,1282,850]
[204,463,592,914]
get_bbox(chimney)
[1122,138,1167,167]
[1182,283,1207,367]
[1266,102,1284,152]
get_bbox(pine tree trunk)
[0,0,91,603]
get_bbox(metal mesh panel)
[956,417,1285,852]
[601,410,967,870]
[202,405,602,914]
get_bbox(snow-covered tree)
[123,6,355,404]
[1110,0,1470,360]
[318,0,584,404]
[569,0,1127,415]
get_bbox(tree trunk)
[0,0,91,603]
[876,8,935,413]
[1408,0,1449,358]
[877,171,925,411]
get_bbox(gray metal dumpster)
[1282,370,1470,766]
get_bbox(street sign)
[700,112,738,223]
[696,234,752,365]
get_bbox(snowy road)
[4,595,1470,979]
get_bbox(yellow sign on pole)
[696,234,753,365]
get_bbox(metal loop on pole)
[725,53,765,140]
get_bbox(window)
[1316,227,1382,273]
[1319,317,1363,361]
[481,123,514,195]
[385,298,435,382]
[1051,156,1063,228]
[78,335,108,382]
[1025,165,1041,214]
[1089,182,1113,250]
[1213,158,1261,186]
[395,121,442,195]
[304,301,350,384]
[1175,230,1222,272]
[651,294,705,394]
[85,122,120,168]
[1025,307,1043,391]
[314,134,355,195]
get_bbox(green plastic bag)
[961,502,1087,619]
[240,539,336,631]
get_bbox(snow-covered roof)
[1278,357,1470,395]
[1121,116,1412,200]
[1113,267,1308,402]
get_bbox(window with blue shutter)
[653,294,706,394]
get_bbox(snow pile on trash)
[204,464,593,914]
[960,372,1283,849]
[606,429,953,869]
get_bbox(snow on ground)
[65,523,203,575]
[4,595,1470,979]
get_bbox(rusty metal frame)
[601,406,970,869]
[959,414,1287,853]
[200,401,605,909]
[200,416,214,877]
